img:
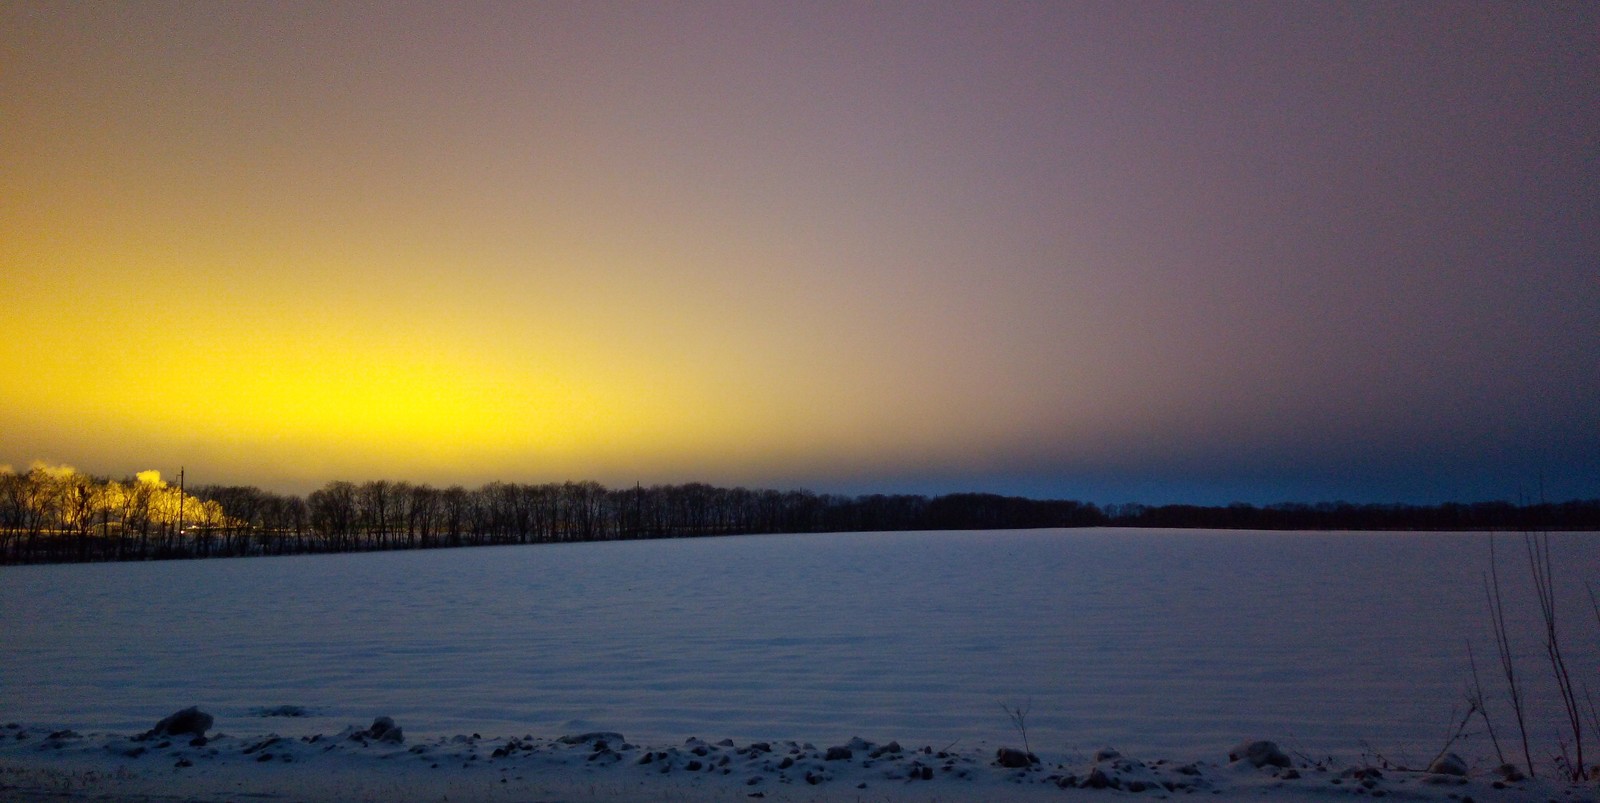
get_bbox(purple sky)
[3,2,1597,504]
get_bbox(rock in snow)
[1428,752,1468,776]
[348,716,404,745]
[255,705,308,717]
[995,747,1036,768]
[1228,739,1291,768]
[1496,762,1528,781]
[556,731,624,746]
[147,707,212,739]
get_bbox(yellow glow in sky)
[0,3,1156,495]
[10,3,1594,504]
[0,223,1065,491]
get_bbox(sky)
[3,2,1597,505]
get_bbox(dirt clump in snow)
[1428,752,1469,776]
[346,716,404,745]
[1229,738,1292,768]
[141,706,212,741]
[994,746,1037,767]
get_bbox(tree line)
[0,465,225,563]
[1104,499,1600,532]
[1,464,1596,564]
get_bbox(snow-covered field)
[3,528,1597,801]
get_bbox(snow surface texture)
[3,528,1598,800]
[3,719,1600,799]
[3,722,1595,802]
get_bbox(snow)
[2,527,1597,801]
[4,723,1595,802]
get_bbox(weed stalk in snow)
[1524,530,1586,780]
[1428,701,1478,772]
[1485,533,1535,779]
[1464,640,1506,767]
[1001,702,1032,758]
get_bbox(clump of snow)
[1048,748,1207,793]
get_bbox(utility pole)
[176,466,185,540]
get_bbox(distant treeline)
[1,464,1596,564]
